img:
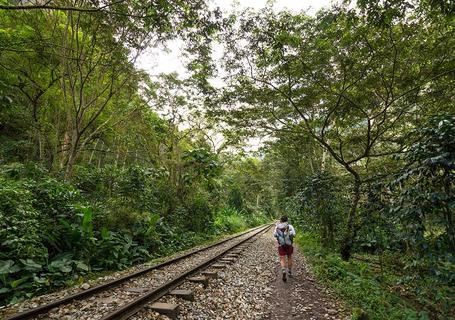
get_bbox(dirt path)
[264,240,346,320]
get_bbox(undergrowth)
[296,232,455,320]
[0,164,267,307]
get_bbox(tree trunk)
[88,139,99,165]
[340,176,362,260]
[444,168,455,252]
[115,146,120,167]
[98,140,104,169]
[64,145,78,181]
[36,127,44,162]
[64,130,79,181]
[327,214,335,248]
[321,148,327,171]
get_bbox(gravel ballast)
[134,229,347,319]
[2,227,347,320]
[0,228,262,320]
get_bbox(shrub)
[0,178,46,261]
[213,207,248,233]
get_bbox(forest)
[0,0,454,319]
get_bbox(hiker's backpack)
[276,226,293,246]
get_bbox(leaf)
[0,260,14,274]
[49,253,74,273]
[0,287,11,294]
[20,259,42,272]
[81,207,93,237]
[33,275,49,285]
[101,226,110,240]
[11,276,29,288]
[59,265,72,273]
[75,261,89,271]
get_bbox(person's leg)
[278,246,287,281]
[287,245,294,276]
[287,255,293,275]
[280,255,287,269]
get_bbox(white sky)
[136,0,333,76]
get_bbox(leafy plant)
[213,207,248,233]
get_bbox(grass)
[295,232,454,320]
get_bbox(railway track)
[5,224,272,320]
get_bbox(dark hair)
[280,216,288,223]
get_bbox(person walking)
[273,216,296,282]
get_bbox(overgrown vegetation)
[1,0,454,317]
[0,162,269,305]
[277,112,455,320]
[296,232,454,320]
[0,1,271,306]
[211,1,454,318]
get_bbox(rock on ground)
[150,229,347,320]
[265,236,346,319]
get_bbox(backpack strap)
[277,228,285,246]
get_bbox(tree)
[390,115,455,258]
[216,5,455,259]
[0,0,222,179]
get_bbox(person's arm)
[289,225,296,236]
[273,226,278,238]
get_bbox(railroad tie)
[169,289,194,301]
[187,276,209,287]
[150,302,179,319]
[124,287,149,293]
[201,271,218,279]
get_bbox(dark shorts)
[278,245,293,256]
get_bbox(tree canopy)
[0,0,453,318]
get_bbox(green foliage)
[390,115,455,260]
[0,177,45,261]
[244,210,269,227]
[296,232,454,320]
[182,148,221,182]
[0,159,268,306]
[0,166,152,306]
[213,207,248,233]
[291,171,347,248]
[228,187,243,211]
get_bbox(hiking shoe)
[288,270,293,278]
[282,271,287,282]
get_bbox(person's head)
[280,216,288,223]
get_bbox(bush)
[0,162,267,306]
[296,232,454,320]
[0,166,155,306]
[213,207,248,233]
[244,210,269,227]
[0,178,46,261]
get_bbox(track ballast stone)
[141,230,346,319]
[0,230,258,320]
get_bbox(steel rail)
[101,224,273,320]
[5,225,267,320]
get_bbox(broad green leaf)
[11,276,29,288]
